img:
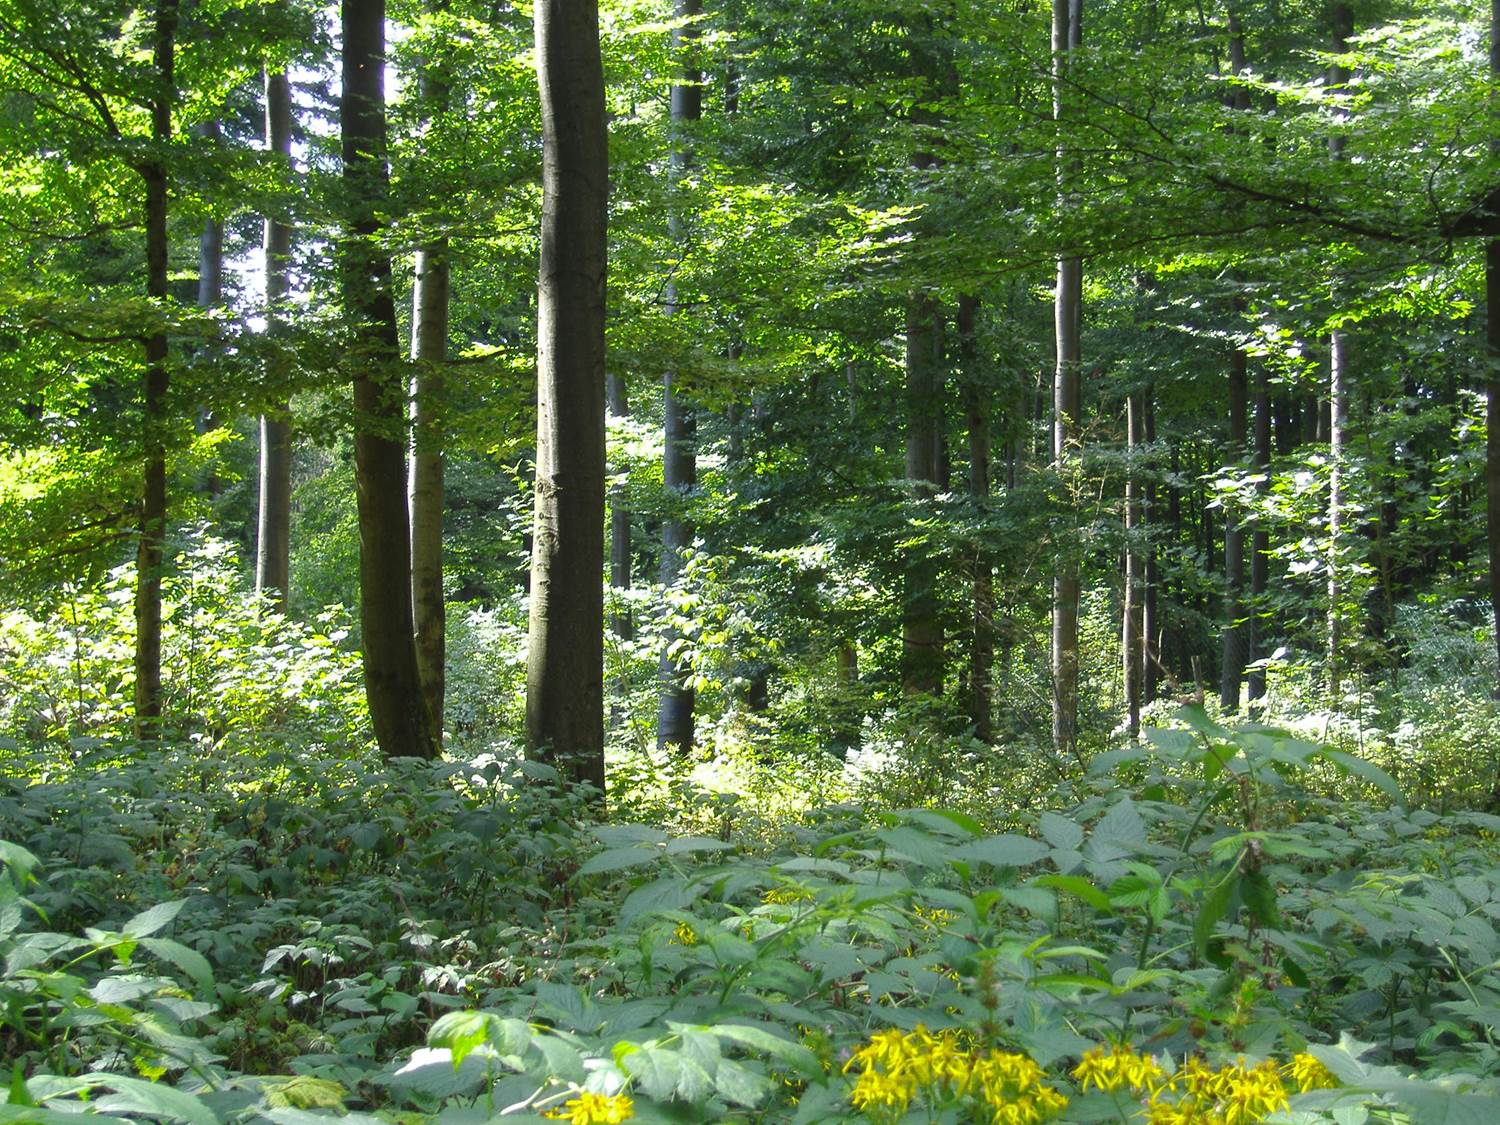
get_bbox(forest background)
[6,0,1500,1122]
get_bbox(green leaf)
[956,834,1049,867]
[1319,749,1402,802]
[121,901,184,939]
[713,1058,772,1108]
[1195,876,1236,957]
[578,847,663,876]
[709,1024,821,1078]
[1038,812,1083,852]
[1032,874,1112,913]
[139,938,213,994]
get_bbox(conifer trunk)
[1220,339,1249,711]
[1123,392,1143,736]
[903,292,945,695]
[1327,2,1353,696]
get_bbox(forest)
[5,0,1500,1120]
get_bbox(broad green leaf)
[121,901,184,940]
[956,834,1049,867]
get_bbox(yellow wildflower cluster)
[845,1025,1068,1124]
[914,904,960,929]
[670,921,698,946]
[1072,1045,1339,1124]
[762,884,813,905]
[544,1091,634,1125]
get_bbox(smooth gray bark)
[526,0,608,791]
[256,67,294,612]
[658,0,703,753]
[1051,0,1083,762]
[1124,392,1143,736]
[903,292,944,695]
[342,0,437,759]
[959,295,992,740]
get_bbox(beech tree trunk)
[256,67,294,612]
[959,295,992,740]
[903,291,945,695]
[1486,0,1500,698]
[1327,2,1353,696]
[134,0,178,738]
[1143,388,1159,702]
[657,0,702,753]
[526,0,608,790]
[1051,0,1083,762]
[342,0,436,760]
[1123,392,1143,736]
[1248,367,1272,706]
[1220,337,1249,711]
[409,36,450,737]
[195,122,224,498]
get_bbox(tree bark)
[342,0,436,759]
[1248,366,1272,706]
[526,0,608,790]
[903,291,945,695]
[409,33,451,738]
[959,295,992,740]
[1143,388,1159,703]
[134,0,178,739]
[256,67,294,612]
[1327,2,1353,696]
[194,122,224,498]
[1123,392,1143,736]
[657,0,703,753]
[1220,336,1249,711]
[1051,0,1083,762]
[1487,0,1500,697]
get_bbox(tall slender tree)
[526,0,608,790]
[342,0,436,759]
[256,66,294,611]
[408,12,451,736]
[1051,0,1083,761]
[1326,1,1354,695]
[959,295,992,739]
[658,0,703,753]
[134,0,179,737]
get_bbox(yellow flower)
[1072,1043,1166,1094]
[1151,1056,1288,1125]
[671,921,698,946]
[1285,1052,1338,1093]
[762,884,812,905]
[545,1090,634,1124]
[849,1066,919,1113]
[914,904,959,929]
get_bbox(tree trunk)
[409,36,451,738]
[657,0,703,753]
[959,295,992,741]
[1143,388,1159,702]
[608,371,632,641]
[1220,336,1249,711]
[1248,366,1272,706]
[195,121,224,498]
[526,0,608,790]
[134,0,178,739]
[1327,2,1353,697]
[342,0,436,760]
[903,292,945,695]
[1051,0,1083,762]
[1123,392,1143,736]
[409,243,448,736]
[256,67,294,612]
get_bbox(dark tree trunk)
[195,121,224,498]
[1143,388,1160,702]
[959,295,992,740]
[1051,0,1083,762]
[256,67,294,612]
[342,0,436,759]
[657,0,703,753]
[903,292,945,695]
[1123,392,1143,735]
[134,0,178,739]
[526,0,608,790]
[409,35,451,737]
[1248,367,1272,706]
[1327,2,1353,696]
[1220,337,1249,712]
[608,371,632,641]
